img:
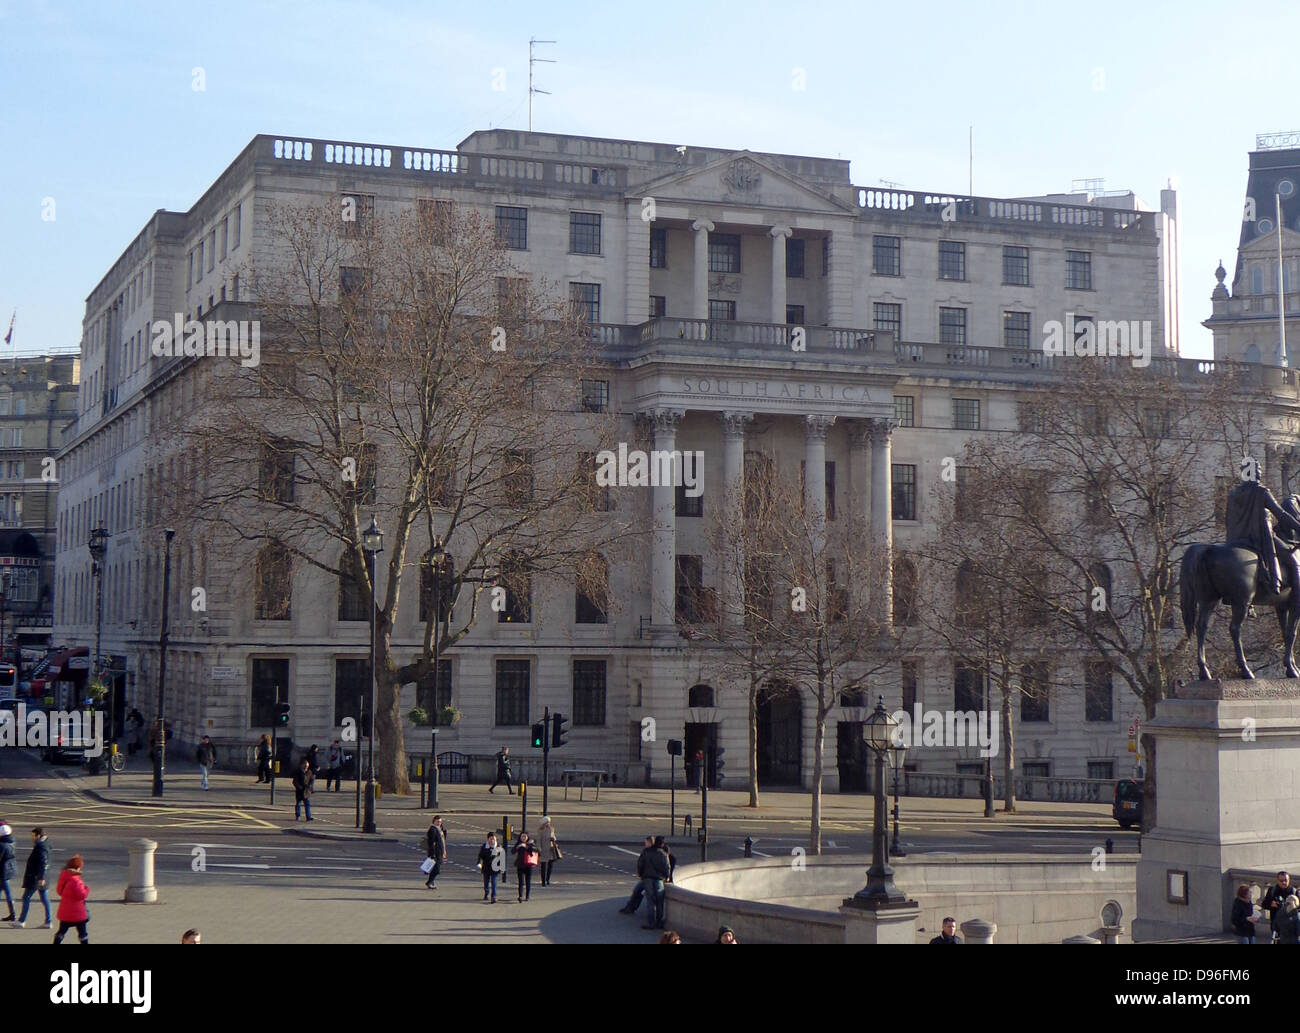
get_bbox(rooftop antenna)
[968,125,973,197]
[879,179,903,189]
[528,37,556,132]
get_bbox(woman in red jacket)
[53,855,89,944]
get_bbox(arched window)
[419,550,455,624]
[575,553,609,624]
[1252,266,1264,296]
[687,683,715,708]
[254,541,292,620]
[893,555,918,626]
[338,550,368,622]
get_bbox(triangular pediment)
[1240,224,1300,257]
[628,151,855,215]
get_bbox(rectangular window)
[187,252,194,290]
[494,659,530,726]
[1085,662,1114,722]
[649,227,667,268]
[675,554,707,623]
[570,282,601,325]
[939,307,967,346]
[1003,245,1030,285]
[1088,761,1115,781]
[334,658,372,729]
[1018,401,1047,434]
[340,266,371,300]
[892,464,917,521]
[676,480,704,518]
[786,237,805,278]
[231,274,239,302]
[952,398,981,431]
[259,442,295,503]
[233,203,242,248]
[708,233,741,273]
[1004,310,1031,349]
[220,218,228,260]
[580,379,609,413]
[578,452,612,513]
[569,211,602,255]
[416,660,453,719]
[954,466,974,521]
[1066,250,1093,290]
[502,451,534,507]
[708,299,736,321]
[496,276,528,318]
[196,241,204,279]
[825,461,836,520]
[822,236,829,276]
[341,193,375,237]
[207,231,216,271]
[573,659,607,726]
[1020,663,1050,722]
[1023,762,1051,779]
[902,660,919,712]
[893,395,914,427]
[874,302,902,338]
[785,304,805,325]
[953,663,985,712]
[938,240,966,280]
[649,295,666,318]
[251,658,289,729]
[495,205,527,250]
[872,235,901,276]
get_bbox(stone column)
[869,418,895,627]
[720,412,753,628]
[125,838,159,903]
[692,220,715,321]
[648,408,684,630]
[960,918,997,944]
[770,225,792,324]
[804,416,836,555]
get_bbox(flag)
[2,312,11,346]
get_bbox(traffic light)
[274,702,291,727]
[531,722,545,749]
[551,712,569,749]
[666,739,683,756]
[709,744,726,788]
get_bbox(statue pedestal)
[1133,679,1300,941]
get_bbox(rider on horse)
[1224,479,1300,597]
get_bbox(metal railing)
[901,772,1113,803]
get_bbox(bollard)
[1105,837,1113,854]
[683,814,692,838]
[743,836,753,858]
[1063,934,1101,944]
[1100,925,1123,944]
[959,918,996,944]
[124,839,159,903]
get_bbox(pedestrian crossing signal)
[551,713,569,748]
[531,722,545,749]
[275,702,291,726]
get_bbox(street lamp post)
[153,528,175,798]
[0,569,9,679]
[847,696,908,909]
[361,516,383,835]
[888,740,907,858]
[428,535,443,810]
[88,527,110,785]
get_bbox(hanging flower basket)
[407,706,431,727]
[438,705,462,727]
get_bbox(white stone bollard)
[960,918,996,944]
[124,838,159,903]
[1063,934,1101,943]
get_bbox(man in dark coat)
[291,758,315,821]
[1262,870,1294,937]
[618,836,654,914]
[13,827,50,928]
[425,816,447,889]
[929,917,961,943]
[641,837,671,930]
[1225,479,1300,596]
[489,745,513,794]
[195,735,216,790]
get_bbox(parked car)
[1113,778,1143,828]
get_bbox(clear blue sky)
[2,0,1297,359]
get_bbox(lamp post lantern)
[848,696,908,909]
[88,526,110,784]
[361,515,383,834]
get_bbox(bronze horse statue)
[1181,483,1300,680]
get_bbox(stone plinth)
[1133,679,1300,941]
[840,899,920,944]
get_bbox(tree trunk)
[747,677,760,808]
[1001,685,1017,812]
[809,711,825,855]
[375,673,409,795]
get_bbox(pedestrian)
[0,822,15,922]
[1276,894,1300,944]
[291,758,315,821]
[1231,884,1257,944]
[715,926,738,944]
[618,836,654,914]
[513,831,538,902]
[149,718,166,766]
[537,816,562,887]
[12,827,51,928]
[127,707,145,756]
[477,831,501,903]
[659,930,682,944]
[664,839,678,883]
[306,744,321,776]
[929,916,961,944]
[489,745,513,794]
[195,735,216,790]
[181,929,202,943]
[424,815,447,889]
[52,855,89,944]
[641,835,671,930]
[255,734,272,784]
[326,740,343,792]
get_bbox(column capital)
[769,224,793,239]
[868,417,898,446]
[691,219,715,234]
[721,411,755,441]
[804,414,837,441]
[848,419,874,447]
[641,408,685,435]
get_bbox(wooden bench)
[562,767,610,801]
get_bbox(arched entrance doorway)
[684,683,718,788]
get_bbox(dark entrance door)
[837,721,869,792]
[684,722,716,788]
[757,695,801,786]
